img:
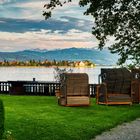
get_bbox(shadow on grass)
[0,99,4,140]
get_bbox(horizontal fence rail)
[0,81,97,97]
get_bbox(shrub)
[53,67,73,82]
[0,99,4,139]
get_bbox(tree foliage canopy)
[43,0,140,67]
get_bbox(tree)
[43,0,140,67]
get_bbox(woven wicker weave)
[97,68,132,105]
[58,73,90,106]
[131,69,140,103]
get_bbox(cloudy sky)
[0,0,99,52]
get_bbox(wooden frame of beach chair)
[131,69,140,103]
[58,73,90,106]
[96,68,132,105]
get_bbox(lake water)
[0,66,114,84]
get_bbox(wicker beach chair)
[131,69,140,103]
[58,73,90,106]
[96,68,132,105]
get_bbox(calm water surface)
[0,66,114,84]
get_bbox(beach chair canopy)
[100,68,131,95]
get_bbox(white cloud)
[0,0,13,4]
[0,20,5,23]
[11,1,46,9]
[0,0,96,52]
[0,29,98,51]
[0,0,91,20]
[0,29,94,41]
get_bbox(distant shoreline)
[0,65,117,68]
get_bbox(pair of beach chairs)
[56,68,140,106]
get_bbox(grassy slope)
[0,95,140,140]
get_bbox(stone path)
[93,118,140,140]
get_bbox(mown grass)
[0,95,140,140]
[0,99,4,140]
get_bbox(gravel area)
[93,118,140,140]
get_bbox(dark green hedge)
[0,99,4,139]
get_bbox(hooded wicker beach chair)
[58,73,90,106]
[131,69,140,103]
[96,68,132,105]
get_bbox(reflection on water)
[0,66,114,84]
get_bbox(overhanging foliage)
[43,0,140,67]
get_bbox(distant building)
[74,61,80,67]
[79,61,85,67]
[74,61,86,67]
[90,64,95,67]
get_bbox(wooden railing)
[23,82,60,96]
[0,81,97,97]
[0,82,11,93]
[89,84,97,97]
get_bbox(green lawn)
[0,99,4,139]
[0,95,140,140]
